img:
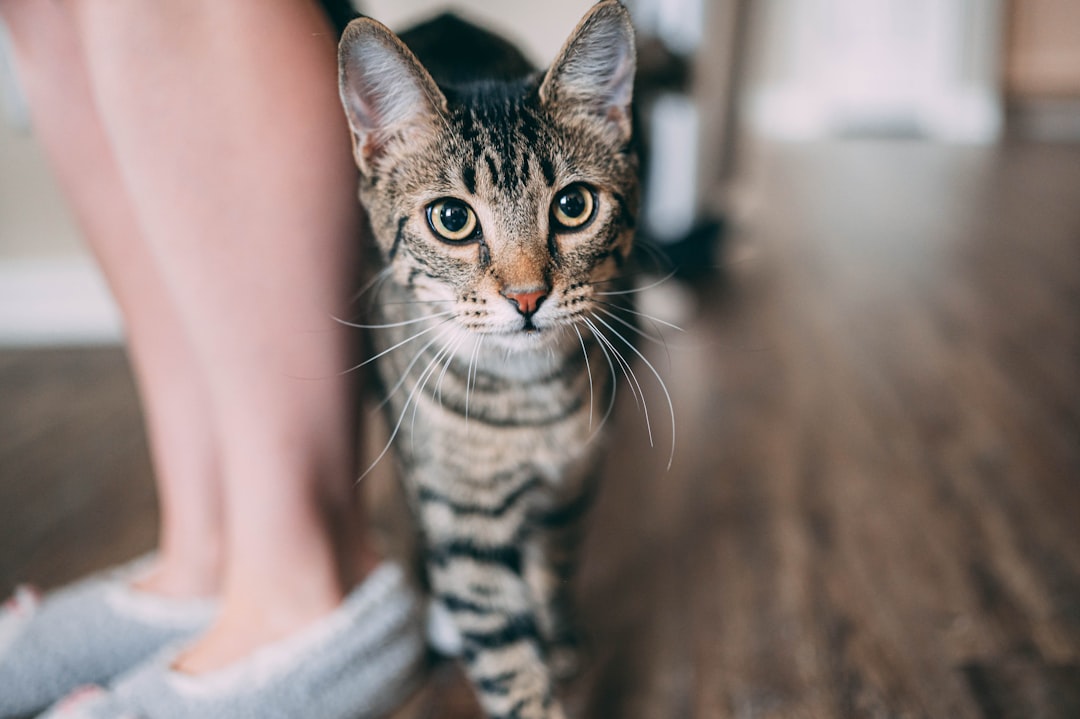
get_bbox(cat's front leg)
[419,488,565,719]
[525,475,597,684]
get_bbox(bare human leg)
[65,0,378,672]
[0,3,231,713]
[1,0,221,600]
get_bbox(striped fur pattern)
[339,4,637,717]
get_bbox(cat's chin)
[486,328,548,347]
[466,327,579,380]
[474,325,573,355]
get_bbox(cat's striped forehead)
[444,87,559,198]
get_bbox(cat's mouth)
[473,313,549,336]
[481,322,552,348]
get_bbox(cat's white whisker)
[349,266,393,305]
[573,325,595,432]
[633,238,676,274]
[435,334,465,407]
[591,312,677,471]
[586,315,654,448]
[334,310,453,330]
[340,317,453,375]
[583,317,641,413]
[357,327,457,483]
[377,298,456,306]
[595,300,685,332]
[410,335,458,452]
[595,306,669,346]
[375,326,455,413]
[586,269,660,286]
[580,319,619,441]
[594,268,678,297]
[595,305,672,371]
[464,334,483,433]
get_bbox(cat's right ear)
[338,18,446,175]
[540,1,636,144]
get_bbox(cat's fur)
[338,3,637,717]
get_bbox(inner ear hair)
[539,0,636,140]
[338,17,447,173]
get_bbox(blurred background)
[2,0,1078,343]
[1,1,1078,717]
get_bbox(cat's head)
[339,1,637,351]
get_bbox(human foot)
[168,539,381,675]
[0,557,216,719]
[38,562,426,719]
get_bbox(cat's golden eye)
[551,184,597,231]
[427,198,479,243]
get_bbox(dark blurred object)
[318,0,361,36]
[1006,98,1080,142]
[629,0,749,281]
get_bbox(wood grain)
[1,140,1077,718]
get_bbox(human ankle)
[135,546,222,599]
[172,579,345,674]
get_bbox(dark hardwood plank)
[0,347,158,591]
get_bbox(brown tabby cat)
[338,3,638,716]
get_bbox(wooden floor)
[1,140,1078,718]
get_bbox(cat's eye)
[427,198,479,243]
[551,184,596,231]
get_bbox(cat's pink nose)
[503,289,547,317]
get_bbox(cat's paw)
[425,599,464,656]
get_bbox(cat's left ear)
[539,0,636,143]
[338,17,447,175]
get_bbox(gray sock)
[0,557,216,719]
[38,562,426,719]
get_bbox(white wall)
[746,0,1006,142]
[0,24,121,345]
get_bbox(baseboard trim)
[0,258,123,346]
